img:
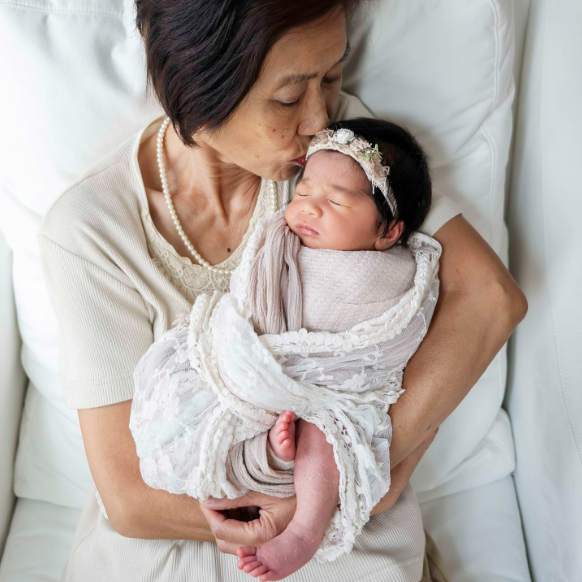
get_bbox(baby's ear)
[375,220,404,251]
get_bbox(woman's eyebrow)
[274,42,351,92]
[275,72,318,91]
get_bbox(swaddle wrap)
[130,211,441,561]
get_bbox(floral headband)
[306,128,397,216]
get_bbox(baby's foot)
[236,519,322,581]
[268,411,296,462]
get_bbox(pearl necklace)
[156,117,278,275]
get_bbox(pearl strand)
[156,117,278,275]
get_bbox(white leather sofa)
[0,1,579,581]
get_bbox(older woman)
[38,0,527,581]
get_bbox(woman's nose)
[297,88,329,136]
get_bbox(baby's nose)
[301,200,322,217]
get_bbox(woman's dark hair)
[136,0,363,146]
[326,118,432,246]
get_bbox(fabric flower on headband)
[306,128,397,216]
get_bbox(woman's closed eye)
[323,75,342,86]
[276,75,341,108]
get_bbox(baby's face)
[285,151,388,251]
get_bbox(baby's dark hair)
[326,118,432,246]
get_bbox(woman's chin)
[265,164,301,183]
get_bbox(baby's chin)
[298,238,323,249]
[291,229,378,251]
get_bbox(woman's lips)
[295,223,319,236]
[293,156,307,166]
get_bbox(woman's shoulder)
[38,131,146,261]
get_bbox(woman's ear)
[374,220,404,251]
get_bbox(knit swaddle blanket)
[130,212,441,561]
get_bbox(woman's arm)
[38,235,219,540]
[78,400,215,540]
[80,401,297,548]
[388,215,528,467]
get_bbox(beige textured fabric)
[226,433,295,498]
[299,244,416,332]
[38,91,460,581]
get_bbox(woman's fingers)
[202,491,274,511]
[200,494,297,553]
[200,505,273,546]
[202,496,249,511]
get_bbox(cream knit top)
[38,91,460,410]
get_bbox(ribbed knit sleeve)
[421,189,463,237]
[335,91,462,236]
[38,234,154,409]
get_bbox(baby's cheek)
[284,203,294,224]
[332,216,369,250]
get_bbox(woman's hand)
[371,428,438,516]
[200,492,297,555]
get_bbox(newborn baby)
[237,119,434,580]
[129,118,441,582]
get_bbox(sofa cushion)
[0,0,515,510]
[0,0,162,508]
[0,498,80,582]
[420,476,531,581]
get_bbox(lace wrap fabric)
[129,212,441,561]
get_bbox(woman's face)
[200,8,348,182]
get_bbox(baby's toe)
[278,411,294,424]
[251,565,269,578]
[243,560,263,574]
[238,556,259,569]
[237,546,257,559]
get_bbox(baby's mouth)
[295,223,319,236]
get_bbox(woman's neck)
[139,119,264,267]
[163,123,261,221]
